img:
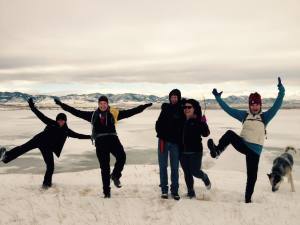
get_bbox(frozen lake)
[0,109,299,175]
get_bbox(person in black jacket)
[155,89,185,200]
[54,95,152,198]
[180,99,211,199]
[0,98,91,189]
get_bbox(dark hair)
[56,113,67,121]
[184,99,202,118]
[98,95,109,103]
[169,89,181,102]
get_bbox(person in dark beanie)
[207,77,285,203]
[54,95,152,198]
[155,89,185,200]
[0,98,91,189]
[180,99,211,199]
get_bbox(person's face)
[98,101,109,112]
[57,119,66,127]
[170,95,178,105]
[250,103,261,114]
[184,103,195,118]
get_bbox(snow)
[0,109,300,225]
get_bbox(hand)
[212,88,223,97]
[27,98,35,108]
[201,115,207,123]
[54,97,62,106]
[144,103,153,108]
[277,77,285,92]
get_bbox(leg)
[158,140,169,194]
[180,154,194,194]
[95,139,111,196]
[245,150,260,203]
[189,152,211,189]
[169,143,179,194]
[289,172,295,192]
[208,130,247,158]
[110,136,126,180]
[3,136,39,163]
[40,148,54,187]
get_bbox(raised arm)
[67,128,91,139]
[54,98,93,122]
[28,98,56,125]
[263,77,285,125]
[117,103,152,120]
[213,89,247,122]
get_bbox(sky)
[0,0,300,99]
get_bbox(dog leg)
[289,173,296,192]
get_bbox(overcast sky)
[0,0,299,98]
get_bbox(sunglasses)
[183,105,193,109]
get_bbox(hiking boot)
[171,192,180,201]
[207,139,220,158]
[111,175,122,188]
[161,193,168,199]
[0,147,7,162]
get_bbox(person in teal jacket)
[207,77,285,203]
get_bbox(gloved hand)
[54,97,62,106]
[201,115,207,123]
[143,103,153,109]
[212,88,223,97]
[277,77,285,92]
[27,98,35,108]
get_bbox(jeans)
[158,140,180,194]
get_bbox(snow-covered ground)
[0,109,299,225]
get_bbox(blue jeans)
[158,140,180,194]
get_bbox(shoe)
[161,193,168,199]
[42,184,51,190]
[104,193,111,198]
[187,190,196,199]
[203,176,211,190]
[245,199,252,203]
[171,192,180,201]
[0,147,7,162]
[111,175,122,188]
[207,139,220,158]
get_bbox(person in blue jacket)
[207,77,285,203]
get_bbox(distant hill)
[0,91,299,109]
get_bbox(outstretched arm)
[54,98,93,122]
[67,129,91,139]
[117,103,152,120]
[28,98,56,125]
[213,89,247,122]
[263,77,285,125]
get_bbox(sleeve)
[155,103,168,135]
[67,129,91,139]
[117,105,148,121]
[262,84,285,125]
[59,103,93,122]
[215,96,247,122]
[30,106,56,125]
[200,121,210,137]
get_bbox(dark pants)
[217,130,260,202]
[180,152,208,192]
[3,136,55,186]
[95,135,126,195]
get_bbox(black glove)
[212,88,223,97]
[277,77,285,92]
[27,98,35,108]
[54,97,62,106]
[143,103,153,109]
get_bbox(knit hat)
[98,95,109,103]
[249,92,262,105]
[185,99,202,117]
[56,113,67,121]
[169,89,181,101]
